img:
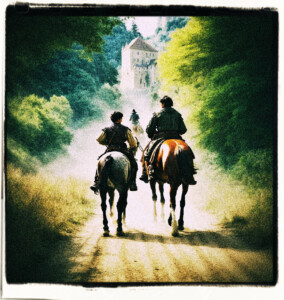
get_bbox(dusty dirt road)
[43,92,274,285]
[48,183,274,285]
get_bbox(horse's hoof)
[116,230,125,237]
[178,226,184,231]
[172,231,179,237]
[103,230,110,237]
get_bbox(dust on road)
[57,185,274,284]
[42,90,274,284]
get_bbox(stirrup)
[188,177,197,185]
[148,165,155,180]
[139,174,148,183]
[90,183,100,194]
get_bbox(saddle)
[148,131,184,165]
[148,135,195,169]
[97,144,128,160]
[149,138,166,165]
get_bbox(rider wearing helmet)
[140,96,196,184]
[90,111,138,193]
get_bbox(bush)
[6,94,73,165]
[5,164,95,282]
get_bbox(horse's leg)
[159,182,165,221]
[150,179,157,221]
[178,184,188,231]
[108,188,115,218]
[168,184,179,236]
[100,189,110,237]
[116,190,128,236]
[150,179,157,200]
[122,203,126,225]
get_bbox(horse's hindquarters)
[99,152,131,191]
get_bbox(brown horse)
[148,139,196,236]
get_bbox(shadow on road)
[112,229,270,251]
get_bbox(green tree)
[166,17,189,33]
[7,94,73,168]
[147,17,189,51]
[131,21,142,38]
[158,16,275,173]
[103,23,136,68]
[6,12,120,97]
[25,44,119,126]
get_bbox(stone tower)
[120,37,158,90]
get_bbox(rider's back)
[146,107,187,139]
[156,107,185,132]
[103,123,129,147]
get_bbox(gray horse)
[97,151,131,236]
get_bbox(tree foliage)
[147,17,189,51]
[25,44,119,125]
[158,16,276,174]
[6,13,120,96]
[131,21,143,38]
[166,17,189,33]
[7,95,73,168]
[6,14,122,169]
[103,22,136,68]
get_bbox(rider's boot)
[188,162,197,185]
[139,162,149,183]
[90,174,100,194]
[129,163,138,191]
[188,175,197,185]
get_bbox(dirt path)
[54,186,274,284]
[42,91,274,284]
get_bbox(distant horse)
[97,152,131,236]
[132,123,144,136]
[148,139,195,236]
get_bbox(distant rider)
[90,111,138,193]
[139,96,196,184]
[129,109,140,125]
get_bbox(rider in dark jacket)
[140,96,196,184]
[129,109,140,125]
[90,111,138,193]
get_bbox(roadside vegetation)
[158,15,276,246]
[5,14,123,283]
[5,13,276,283]
[5,164,95,282]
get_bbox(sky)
[124,16,163,37]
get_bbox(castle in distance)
[120,37,158,90]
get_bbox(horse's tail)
[100,155,114,192]
[176,146,195,185]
